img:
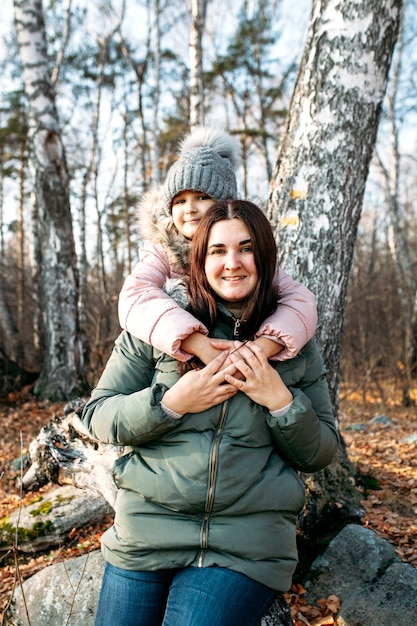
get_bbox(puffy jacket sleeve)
[82,331,181,446]
[118,242,208,361]
[255,266,318,360]
[266,340,339,473]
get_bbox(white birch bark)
[268,0,402,406]
[189,0,207,129]
[13,0,84,399]
[150,0,161,184]
[50,0,73,88]
[266,0,402,556]
[117,32,151,189]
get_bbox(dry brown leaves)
[285,583,341,625]
[0,380,416,624]
[340,383,417,568]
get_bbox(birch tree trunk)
[268,0,402,405]
[0,152,4,260]
[16,138,27,362]
[78,9,123,337]
[267,0,402,536]
[0,292,19,363]
[189,0,207,129]
[117,33,150,190]
[13,0,85,400]
[376,18,417,406]
[150,0,161,184]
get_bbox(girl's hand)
[182,334,231,365]
[182,335,244,379]
[210,339,245,379]
[162,351,238,415]
[224,341,293,411]
[212,337,284,359]
[210,339,235,353]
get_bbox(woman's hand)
[224,341,293,411]
[162,351,238,415]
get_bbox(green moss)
[55,494,75,504]
[29,501,53,516]
[28,495,43,505]
[0,518,54,550]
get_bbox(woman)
[82,200,339,626]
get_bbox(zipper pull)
[233,318,241,338]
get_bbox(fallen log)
[20,398,119,508]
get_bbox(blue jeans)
[94,563,278,626]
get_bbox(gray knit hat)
[163,126,241,211]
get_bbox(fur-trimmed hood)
[137,185,192,274]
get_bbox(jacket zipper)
[197,400,229,567]
[233,317,241,338]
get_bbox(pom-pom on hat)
[163,126,241,211]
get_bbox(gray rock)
[337,561,417,626]
[369,414,394,427]
[6,550,104,625]
[402,432,417,444]
[342,422,368,432]
[305,523,399,601]
[6,524,417,626]
[9,454,30,473]
[1,485,113,553]
[305,524,417,626]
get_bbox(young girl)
[83,199,338,626]
[118,126,317,365]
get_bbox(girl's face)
[171,190,214,239]
[204,219,258,314]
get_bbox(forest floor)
[0,380,416,625]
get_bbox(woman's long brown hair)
[188,200,279,340]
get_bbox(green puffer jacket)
[82,306,338,592]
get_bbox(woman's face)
[204,218,258,312]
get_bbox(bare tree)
[50,0,73,88]
[341,214,405,403]
[375,15,417,405]
[13,0,85,400]
[77,3,125,325]
[117,32,151,191]
[208,0,290,196]
[268,0,402,407]
[189,0,208,129]
[267,0,402,535]
[150,0,162,183]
